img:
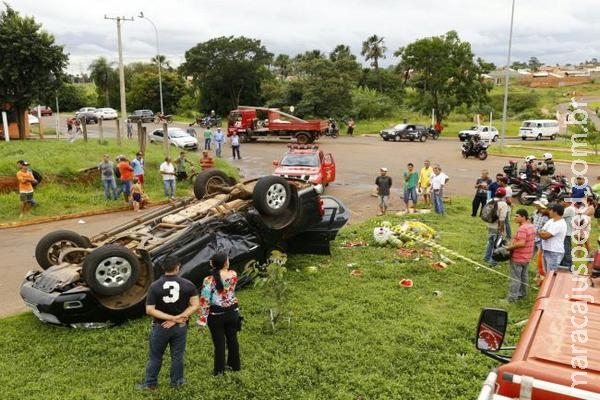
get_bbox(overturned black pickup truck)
[20,170,349,327]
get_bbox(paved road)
[3,132,598,317]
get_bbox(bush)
[350,87,395,119]
[489,91,539,115]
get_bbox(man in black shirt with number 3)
[137,255,199,391]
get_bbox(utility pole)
[105,14,133,145]
[500,0,516,149]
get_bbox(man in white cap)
[375,167,392,216]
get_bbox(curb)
[0,200,172,230]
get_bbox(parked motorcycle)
[325,118,339,138]
[515,175,570,205]
[155,113,174,124]
[189,115,221,128]
[426,127,440,140]
[461,141,488,160]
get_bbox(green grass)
[0,139,238,224]
[1,197,536,399]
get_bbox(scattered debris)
[399,279,414,287]
[342,240,369,248]
[350,269,363,277]
[78,219,86,224]
[431,261,448,270]
[433,290,443,297]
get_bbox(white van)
[519,119,559,140]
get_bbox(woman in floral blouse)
[197,252,241,375]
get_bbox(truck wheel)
[193,169,230,199]
[253,176,291,216]
[35,230,92,270]
[296,133,310,144]
[82,245,140,296]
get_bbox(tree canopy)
[395,30,493,123]
[180,36,273,115]
[0,4,68,137]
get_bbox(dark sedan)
[20,171,349,327]
[380,123,427,142]
[75,111,99,124]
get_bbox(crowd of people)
[472,152,598,303]
[374,159,449,216]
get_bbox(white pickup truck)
[458,125,499,142]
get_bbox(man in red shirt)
[504,208,536,302]
[117,156,134,202]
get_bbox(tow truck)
[475,269,600,399]
[227,106,328,144]
[272,144,336,194]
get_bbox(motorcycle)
[461,141,488,160]
[325,118,339,138]
[189,115,221,128]
[155,113,173,124]
[426,127,440,140]
[515,175,570,205]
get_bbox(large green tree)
[0,4,68,138]
[180,36,273,115]
[395,30,492,123]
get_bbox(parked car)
[458,125,499,142]
[78,107,97,114]
[29,106,53,116]
[95,107,118,120]
[20,171,349,326]
[380,123,428,142]
[272,144,336,193]
[75,111,98,124]
[128,109,154,123]
[149,127,199,150]
[28,114,39,125]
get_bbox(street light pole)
[105,14,133,145]
[138,12,164,115]
[500,0,516,149]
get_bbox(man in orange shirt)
[16,161,37,218]
[199,150,214,170]
[117,156,134,202]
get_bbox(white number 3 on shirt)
[162,281,180,303]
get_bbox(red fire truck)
[272,144,336,193]
[475,269,600,399]
[227,106,328,144]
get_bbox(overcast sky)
[10,0,600,75]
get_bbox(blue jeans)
[144,323,188,387]
[204,138,211,150]
[432,189,444,214]
[215,141,223,157]
[403,187,417,206]
[163,179,176,198]
[102,178,118,200]
[543,250,564,273]
[484,229,498,266]
[119,180,132,199]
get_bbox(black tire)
[296,133,310,144]
[193,169,230,199]
[459,137,465,142]
[493,135,498,142]
[35,230,92,270]
[419,134,427,142]
[383,138,389,141]
[521,136,526,140]
[395,135,401,142]
[478,150,488,161]
[461,150,468,159]
[252,176,292,216]
[82,245,140,296]
[551,134,556,140]
[536,134,542,141]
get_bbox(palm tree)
[89,57,116,107]
[361,35,387,91]
[274,54,291,79]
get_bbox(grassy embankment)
[1,198,537,399]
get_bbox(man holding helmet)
[523,155,538,182]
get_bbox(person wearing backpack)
[483,187,509,268]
